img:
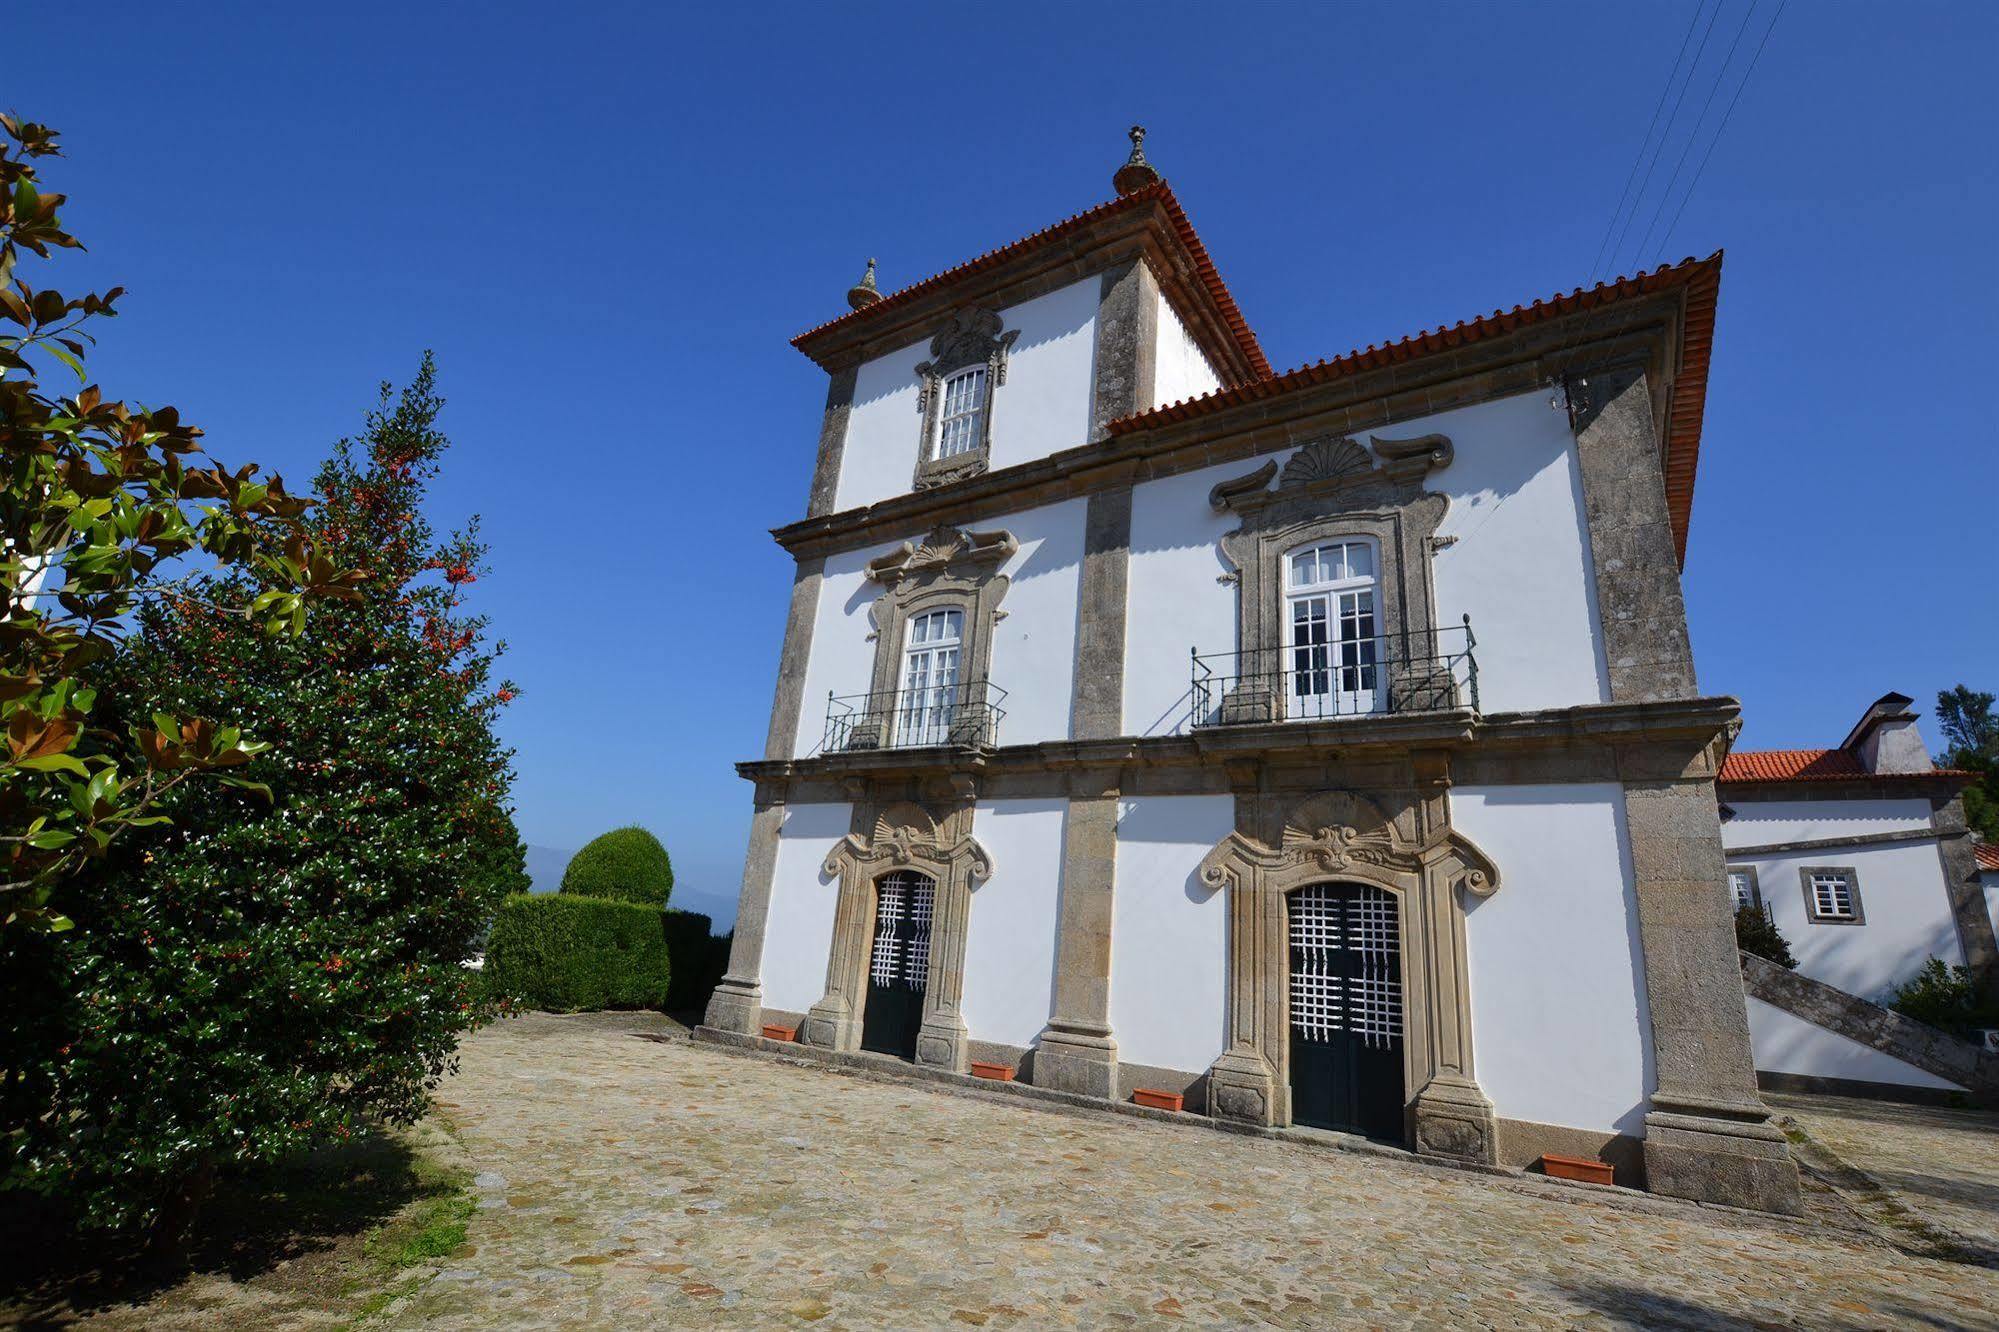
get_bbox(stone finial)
[846,257,882,311]
[1112,124,1163,195]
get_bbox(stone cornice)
[770,293,1686,562]
[1717,773,1968,804]
[740,696,1742,788]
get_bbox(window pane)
[1346,542,1373,579]
[1291,550,1316,586]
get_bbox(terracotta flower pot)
[1539,1153,1614,1186]
[760,1023,798,1043]
[1132,1088,1184,1112]
[969,1061,1016,1082]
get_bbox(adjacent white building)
[701,130,1807,1214]
[1719,692,1994,1097]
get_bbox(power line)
[1581,0,1712,291]
[1604,0,1727,277]
[1659,0,1790,256]
[1629,0,1763,268]
[1548,1,1719,379]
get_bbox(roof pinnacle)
[1112,124,1162,195]
[845,257,882,310]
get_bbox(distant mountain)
[523,845,572,894]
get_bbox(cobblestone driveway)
[391,1013,1996,1330]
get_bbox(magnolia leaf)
[14,753,88,776]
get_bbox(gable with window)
[1801,866,1863,925]
[913,308,1019,491]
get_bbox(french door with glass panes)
[898,608,962,747]
[1285,540,1379,719]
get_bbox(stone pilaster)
[1625,778,1803,1214]
[1090,259,1160,441]
[704,785,786,1035]
[1033,773,1122,1098]
[1933,794,1998,987]
[764,556,825,762]
[704,554,824,1035]
[1570,364,1697,702]
[1070,487,1132,742]
[805,366,856,520]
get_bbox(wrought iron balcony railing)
[822,679,1008,753]
[1191,618,1478,729]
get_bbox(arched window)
[933,366,988,460]
[1284,538,1379,717]
[898,607,963,746]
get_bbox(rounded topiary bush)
[561,826,673,906]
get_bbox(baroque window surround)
[843,524,1016,751]
[1208,433,1459,722]
[1195,785,1503,1164]
[804,798,993,1073]
[912,308,1020,491]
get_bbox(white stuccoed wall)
[1106,794,1233,1074]
[1121,390,1608,737]
[1722,797,1959,998]
[833,278,1097,511]
[1455,784,1653,1137]
[1984,869,1999,941]
[984,499,1085,746]
[756,802,852,1016]
[1152,290,1221,408]
[788,497,1085,757]
[961,798,1067,1049]
[1747,996,1962,1091]
[790,537,903,761]
[1722,797,1933,845]
[985,281,1098,474]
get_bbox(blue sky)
[13,2,1995,920]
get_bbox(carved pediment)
[915,307,1020,382]
[1280,790,1402,873]
[1209,432,1455,514]
[866,524,1017,586]
[823,800,995,884]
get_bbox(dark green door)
[860,870,932,1060]
[1288,882,1405,1141]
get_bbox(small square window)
[1800,867,1864,925]
[1725,867,1760,912]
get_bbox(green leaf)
[15,754,89,776]
[219,776,273,802]
[44,341,85,381]
[25,828,76,848]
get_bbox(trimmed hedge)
[661,910,731,1014]
[561,826,674,906]
[483,894,668,1012]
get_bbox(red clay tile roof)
[1719,749,1972,784]
[1720,749,1866,783]
[1976,843,1999,872]
[791,182,1271,380]
[1105,253,1723,566]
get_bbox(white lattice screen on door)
[1288,884,1403,1049]
[869,871,936,988]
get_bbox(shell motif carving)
[1278,437,1374,490]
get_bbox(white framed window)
[1726,867,1761,912]
[933,366,988,460]
[898,608,963,746]
[1801,867,1863,925]
[1284,538,1379,719]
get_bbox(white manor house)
[700,131,1806,1214]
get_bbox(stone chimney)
[1841,692,1934,774]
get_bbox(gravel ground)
[378,1011,1997,1330]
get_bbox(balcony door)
[898,608,963,747]
[1284,540,1378,719]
